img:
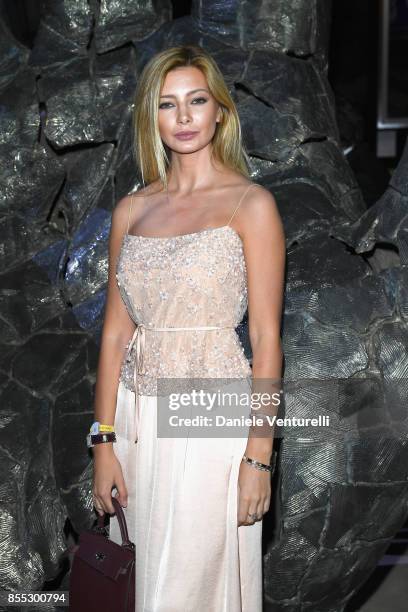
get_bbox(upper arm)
[102,193,137,342]
[102,183,162,342]
[240,185,286,346]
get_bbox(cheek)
[158,113,170,132]
[194,107,218,128]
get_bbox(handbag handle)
[96,496,133,548]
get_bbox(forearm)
[93,331,130,426]
[245,334,284,463]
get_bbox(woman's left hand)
[237,460,272,526]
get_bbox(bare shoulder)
[245,183,278,214]
[240,183,280,227]
[112,180,163,230]
[132,179,164,200]
[237,183,285,250]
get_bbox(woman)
[91,45,286,611]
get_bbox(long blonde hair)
[132,45,251,189]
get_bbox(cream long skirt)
[109,380,263,612]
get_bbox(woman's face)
[158,66,222,155]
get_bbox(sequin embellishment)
[116,225,252,396]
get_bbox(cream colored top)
[115,183,259,396]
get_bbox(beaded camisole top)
[116,183,259,398]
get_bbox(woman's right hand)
[92,445,128,516]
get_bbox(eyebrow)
[159,88,209,99]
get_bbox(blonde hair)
[132,45,251,189]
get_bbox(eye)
[158,97,208,110]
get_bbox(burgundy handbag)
[68,497,135,611]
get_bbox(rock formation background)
[0,1,407,611]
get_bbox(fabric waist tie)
[124,323,237,443]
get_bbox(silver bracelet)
[241,454,273,472]
[249,410,274,421]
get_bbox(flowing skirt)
[109,380,263,612]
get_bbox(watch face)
[90,422,100,435]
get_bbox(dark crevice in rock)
[234,81,276,110]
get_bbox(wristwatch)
[86,432,116,448]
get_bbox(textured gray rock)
[29,0,93,67]
[0,1,407,610]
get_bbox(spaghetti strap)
[226,183,259,227]
[126,194,134,235]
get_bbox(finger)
[93,495,105,516]
[238,502,250,526]
[256,501,264,520]
[263,497,271,515]
[238,517,253,527]
[101,494,116,515]
[237,492,248,521]
[248,504,258,517]
[114,480,128,508]
[95,489,115,515]
[240,508,255,526]
[247,505,262,523]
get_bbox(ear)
[216,106,222,123]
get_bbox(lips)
[174,131,199,140]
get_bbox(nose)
[177,104,191,125]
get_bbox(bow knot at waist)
[125,323,236,376]
[125,324,237,443]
